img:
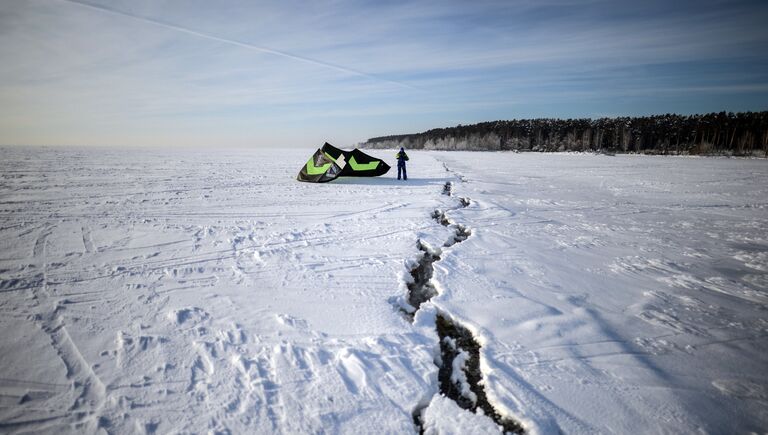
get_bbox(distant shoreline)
[363,111,768,157]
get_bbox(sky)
[1,0,767,148]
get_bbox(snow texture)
[0,147,766,434]
[420,394,503,435]
[448,347,477,405]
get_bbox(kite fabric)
[296,148,343,183]
[297,143,391,182]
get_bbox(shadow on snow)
[332,177,447,187]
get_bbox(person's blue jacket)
[396,148,409,166]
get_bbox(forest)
[364,112,768,156]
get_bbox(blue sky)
[1,0,767,147]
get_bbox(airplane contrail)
[57,0,417,91]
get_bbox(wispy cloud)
[57,0,417,91]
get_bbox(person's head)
[400,147,404,151]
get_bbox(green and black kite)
[297,142,390,183]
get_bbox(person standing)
[396,147,409,180]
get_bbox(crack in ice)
[406,171,524,434]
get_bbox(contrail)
[57,0,417,90]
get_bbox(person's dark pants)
[398,164,407,180]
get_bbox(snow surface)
[1,147,766,433]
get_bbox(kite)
[297,143,391,183]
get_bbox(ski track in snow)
[1,147,767,434]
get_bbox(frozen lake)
[1,147,766,433]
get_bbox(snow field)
[431,152,768,433]
[1,147,767,434]
[0,147,450,433]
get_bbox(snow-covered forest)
[365,112,768,155]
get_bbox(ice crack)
[407,174,523,434]
[436,315,524,434]
[405,240,441,318]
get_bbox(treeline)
[364,112,768,156]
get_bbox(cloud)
[1,0,767,146]
[57,0,417,91]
